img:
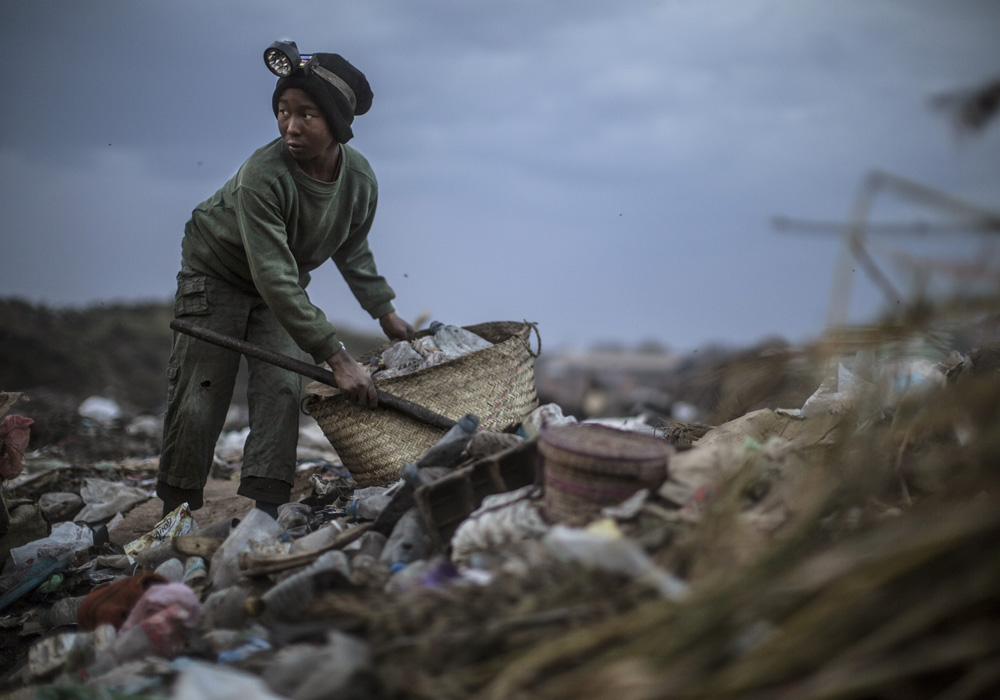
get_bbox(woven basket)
[540,424,672,527]
[304,321,540,487]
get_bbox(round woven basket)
[540,423,672,527]
[304,321,539,487]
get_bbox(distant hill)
[0,298,384,416]
[1,297,818,434]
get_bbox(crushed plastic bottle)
[26,624,116,681]
[153,557,185,583]
[40,594,88,629]
[347,530,387,560]
[217,636,272,665]
[183,556,208,586]
[400,464,451,489]
[198,585,250,631]
[380,508,432,571]
[349,553,390,588]
[369,473,440,536]
[347,492,394,520]
[289,520,346,555]
[367,415,479,536]
[416,413,480,468]
[248,550,351,623]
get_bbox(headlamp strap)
[310,64,357,114]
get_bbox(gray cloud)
[2,0,998,350]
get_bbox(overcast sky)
[2,1,998,352]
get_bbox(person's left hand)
[379,311,415,341]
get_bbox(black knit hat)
[272,53,373,144]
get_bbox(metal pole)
[170,318,457,430]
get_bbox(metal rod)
[170,318,456,430]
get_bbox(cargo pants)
[157,268,303,509]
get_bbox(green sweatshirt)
[181,138,396,362]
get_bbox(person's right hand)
[327,347,378,409]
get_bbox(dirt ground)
[106,478,247,547]
[107,471,316,547]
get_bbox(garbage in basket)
[304,321,540,487]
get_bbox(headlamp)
[263,40,359,113]
[263,40,313,77]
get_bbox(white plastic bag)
[543,522,688,601]
[171,660,286,700]
[6,521,94,569]
[74,478,149,524]
[208,508,285,590]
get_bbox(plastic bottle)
[379,508,431,570]
[248,550,351,623]
[400,464,451,489]
[367,415,477,536]
[153,557,185,583]
[27,624,115,679]
[353,530,387,559]
[416,413,480,468]
[198,585,250,631]
[217,636,272,664]
[346,492,394,520]
[85,621,158,677]
[182,556,208,586]
[40,594,88,629]
[370,481,420,536]
[289,520,345,554]
[348,553,388,588]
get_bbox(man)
[156,51,413,518]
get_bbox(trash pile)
[1,329,998,699]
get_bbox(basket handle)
[522,321,541,357]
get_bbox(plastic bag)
[74,478,150,524]
[208,508,285,590]
[377,324,493,379]
[543,521,688,601]
[172,659,286,700]
[6,521,94,569]
[451,486,548,567]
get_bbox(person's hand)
[379,311,415,342]
[327,347,378,409]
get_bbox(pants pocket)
[173,270,209,317]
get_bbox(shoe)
[156,480,203,517]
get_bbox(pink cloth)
[136,604,194,658]
[0,415,34,480]
[120,582,201,634]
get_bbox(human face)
[277,88,338,171]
